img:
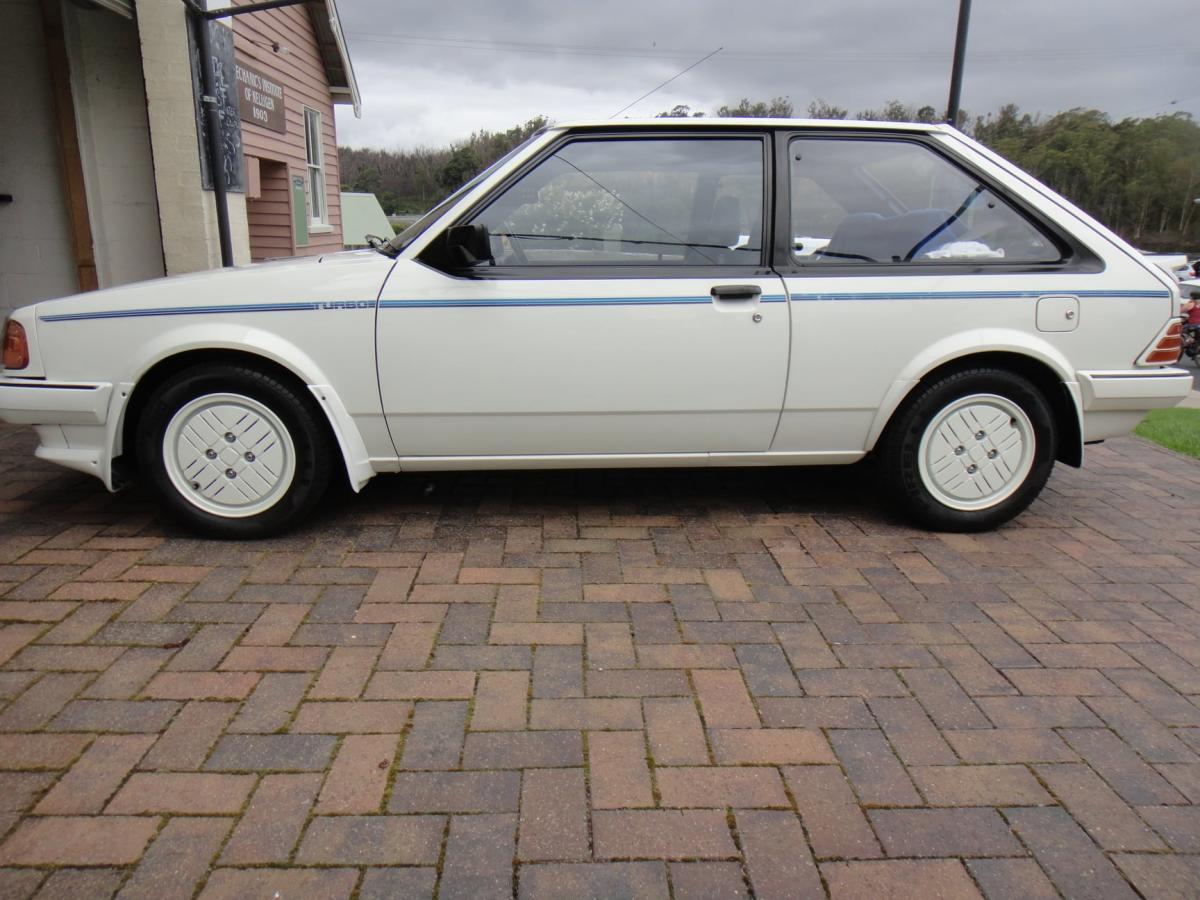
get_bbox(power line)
[1118,94,1200,119]
[342,30,1189,64]
[609,46,723,119]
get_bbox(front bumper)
[0,378,115,484]
[1077,368,1192,411]
[0,378,113,425]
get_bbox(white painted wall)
[64,4,165,289]
[0,0,79,318]
[135,0,251,274]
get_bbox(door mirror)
[445,223,494,267]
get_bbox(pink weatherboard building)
[0,0,361,324]
[233,1,360,261]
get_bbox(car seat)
[686,196,752,265]
[821,208,965,263]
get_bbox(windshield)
[387,131,548,254]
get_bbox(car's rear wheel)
[881,368,1056,531]
[137,363,333,538]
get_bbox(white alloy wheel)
[916,393,1036,512]
[162,393,297,518]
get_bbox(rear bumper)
[1076,369,1192,412]
[0,379,112,425]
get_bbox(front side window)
[790,137,1063,266]
[467,137,765,266]
[304,107,326,225]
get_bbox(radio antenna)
[609,46,723,118]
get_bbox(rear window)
[789,137,1064,266]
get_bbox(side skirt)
[381,450,866,473]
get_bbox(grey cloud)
[332,0,1200,149]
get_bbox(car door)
[772,130,1094,455]
[376,132,790,459]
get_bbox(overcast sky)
[332,0,1199,151]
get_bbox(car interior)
[791,137,1062,265]
[470,137,765,267]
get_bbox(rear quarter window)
[789,137,1064,267]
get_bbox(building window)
[303,107,326,226]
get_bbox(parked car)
[1,119,1191,537]
[1142,252,1194,285]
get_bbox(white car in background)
[1144,252,1193,284]
[1143,253,1200,301]
[1,119,1191,537]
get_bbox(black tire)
[879,368,1056,532]
[136,363,334,538]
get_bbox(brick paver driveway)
[1,420,1200,898]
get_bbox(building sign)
[235,61,286,134]
[187,19,244,192]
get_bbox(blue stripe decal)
[40,295,789,320]
[786,289,1170,302]
[36,289,1168,322]
[40,302,324,322]
[380,294,789,309]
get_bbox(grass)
[1135,408,1200,459]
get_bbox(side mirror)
[445,223,494,267]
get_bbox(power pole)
[946,0,972,127]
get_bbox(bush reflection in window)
[470,138,764,267]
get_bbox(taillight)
[1142,320,1183,365]
[2,320,28,370]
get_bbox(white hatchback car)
[1,119,1191,537]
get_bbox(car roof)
[551,117,954,133]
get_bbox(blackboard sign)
[188,18,244,193]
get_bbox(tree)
[806,99,847,120]
[438,146,480,192]
[656,104,705,118]
[339,116,551,213]
[338,105,1200,249]
[856,99,916,122]
[349,166,381,194]
[967,104,1200,247]
[973,104,1037,154]
[717,96,794,118]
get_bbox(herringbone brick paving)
[1,419,1200,898]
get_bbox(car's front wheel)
[137,363,333,538]
[880,368,1057,531]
